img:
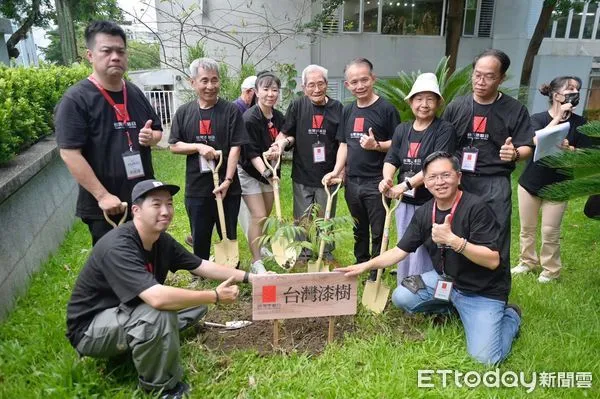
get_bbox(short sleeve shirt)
[282,96,343,187]
[397,191,510,301]
[66,222,202,347]
[442,93,534,176]
[336,97,400,179]
[55,79,161,218]
[168,98,248,197]
[385,118,456,205]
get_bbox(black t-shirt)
[397,191,510,301]
[337,97,400,178]
[519,112,588,197]
[282,96,343,187]
[385,118,456,205]
[240,104,285,184]
[66,222,202,347]
[442,93,534,176]
[168,98,248,197]
[55,79,161,219]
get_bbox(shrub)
[0,63,90,164]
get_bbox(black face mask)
[563,92,580,107]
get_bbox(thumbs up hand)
[360,127,379,150]
[214,276,239,304]
[431,214,456,247]
[499,136,517,161]
[139,119,157,147]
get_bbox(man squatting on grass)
[66,179,252,398]
[336,152,522,365]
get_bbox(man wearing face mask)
[512,76,591,283]
[273,65,343,261]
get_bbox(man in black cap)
[66,179,251,398]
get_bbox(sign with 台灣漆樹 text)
[251,272,358,321]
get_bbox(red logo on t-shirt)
[312,115,324,129]
[268,121,278,140]
[199,119,212,135]
[353,117,365,132]
[262,285,276,303]
[145,262,154,273]
[114,104,129,122]
[473,116,487,133]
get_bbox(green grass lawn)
[1,149,599,398]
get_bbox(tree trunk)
[445,0,465,76]
[55,0,78,65]
[519,2,555,102]
[6,0,42,59]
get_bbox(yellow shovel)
[307,178,342,273]
[209,150,239,268]
[103,202,128,228]
[263,151,297,270]
[361,194,401,313]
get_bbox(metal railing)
[143,90,175,127]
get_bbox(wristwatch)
[261,168,273,179]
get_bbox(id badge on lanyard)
[313,142,326,163]
[434,276,453,301]
[123,151,145,179]
[461,147,479,172]
[199,156,215,174]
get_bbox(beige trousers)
[517,185,568,277]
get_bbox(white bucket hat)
[405,72,443,101]
[241,75,257,90]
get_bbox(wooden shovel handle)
[263,151,282,219]
[103,202,128,228]
[209,151,227,235]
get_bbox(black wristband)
[243,271,250,284]
[514,148,520,162]
[261,168,273,179]
[214,289,219,304]
[404,179,413,190]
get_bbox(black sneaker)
[158,381,190,399]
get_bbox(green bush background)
[0,64,90,164]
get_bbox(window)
[569,9,582,38]
[463,0,478,36]
[341,0,446,35]
[343,0,361,32]
[582,4,597,39]
[555,12,569,38]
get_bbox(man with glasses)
[323,58,400,278]
[442,49,534,276]
[273,65,343,261]
[336,151,521,365]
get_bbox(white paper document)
[533,122,570,162]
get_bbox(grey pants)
[293,181,338,255]
[76,303,207,391]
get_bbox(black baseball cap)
[131,179,180,203]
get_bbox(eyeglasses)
[472,72,499,83]
[425,172,455,183]
[305,81,326,90]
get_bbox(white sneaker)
[538,274,556,283]
[251,260,267,274]
[260,247,272,258]
[511,264,531,275]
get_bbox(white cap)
[405,73,443,101]
[241,75,257,90]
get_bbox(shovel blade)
[272,237,297,269]
[361,280,391,314]
[214,239,239,268]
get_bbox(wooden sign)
[251,272,358,321]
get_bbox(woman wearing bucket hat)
[379,72,456,281]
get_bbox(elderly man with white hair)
[169,58,248,264]
[273,64,344,261]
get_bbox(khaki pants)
[517,185,567,277]
[76,303,207,391]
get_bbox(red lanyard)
[432,190,463,225]
[88,76,134,151]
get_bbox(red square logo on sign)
[353,117,364,132]
[473,116,487,133]
[262,285,276,303]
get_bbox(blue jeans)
[392,270,521,365]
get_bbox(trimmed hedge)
[0,64,90,164]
